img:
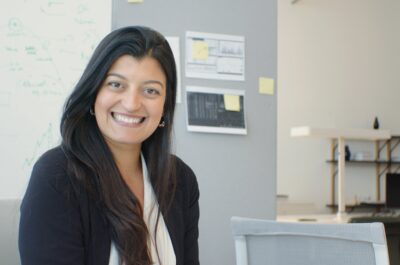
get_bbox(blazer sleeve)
[182,163,200,265]
[19,150,85,265]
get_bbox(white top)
[109,155,176,265]
[290,126,391,140]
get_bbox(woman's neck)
[106,140,142,181]
[106,141,145,208]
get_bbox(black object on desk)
[386,173,400,209]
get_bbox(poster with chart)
[0,0,111,198]
[186,86,247,135]
[185,31,245,81]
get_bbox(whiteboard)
[0,0,111,199]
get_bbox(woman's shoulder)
[173,155,196,181]
[28,146,71,193]
[172,155,199,197]
[34,146,68,170]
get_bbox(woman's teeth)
[113,113,144,124]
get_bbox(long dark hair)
[60,26,177,265]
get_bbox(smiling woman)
[18,26,200,265]
[94,55,167,148]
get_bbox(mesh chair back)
[231,216,389,265]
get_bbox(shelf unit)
[291,126,391,220]
[328,135,400,206]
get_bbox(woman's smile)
[111,112,146,127]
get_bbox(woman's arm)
[19,150,85,265]
[183,164,200,265]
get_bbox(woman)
[19,26,200,265]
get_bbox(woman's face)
[94,55,166,149]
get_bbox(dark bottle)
[373,117,379,130]
[345,145,351,161]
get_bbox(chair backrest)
[231,216,390,265]
[0,199,21,265]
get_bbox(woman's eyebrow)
[142,80,164,87]
[106,73,127,80]
[106,73,164,88]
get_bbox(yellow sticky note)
[128,0,143,3]
[224,94,240,112]
[192,41,208,60]
[259,77,274,95]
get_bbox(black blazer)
[19,147,200,265]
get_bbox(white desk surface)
[290,126,391,140]
[277,213,372,224]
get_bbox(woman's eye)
[144,88,160,95]
[107,81,122,89]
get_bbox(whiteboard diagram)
[0,0,111,198]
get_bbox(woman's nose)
[121,87,141,111]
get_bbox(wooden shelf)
[326,160,400,165]
[326,202,385,211]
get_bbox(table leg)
[337,137,346,220]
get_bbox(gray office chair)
[231,216,389,265]
[0,199,21,265]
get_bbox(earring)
[158,117,165,128]
[89,107,95,116]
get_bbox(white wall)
[278,0,400,213]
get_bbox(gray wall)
[0,200,20,265]
[112,1,277,264]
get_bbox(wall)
[113,0,277,264]
[278,0,400,213]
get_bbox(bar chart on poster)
[0,0,111,198]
